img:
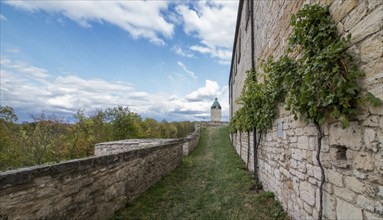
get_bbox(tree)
[0,106,24,170]
[74,110,101,156]
[141,118,160,138]
[21,113,53,165]
[107,106,143,139]
[0,106,18,123]
[0,105,197,171]
[168,123,178,138]
[159,120,170,138]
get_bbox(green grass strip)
[112,126,288,220]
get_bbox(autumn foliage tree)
[0,105,195,171]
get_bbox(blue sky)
[0,0,238,122]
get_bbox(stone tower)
[210,98,221,122]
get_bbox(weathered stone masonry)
[0,130,200,219]
[229,0,382,219]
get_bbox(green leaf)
[331,107,340,119]
[339,115,350,128]
[366,92,382,107]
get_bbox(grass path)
[112,126,288,220]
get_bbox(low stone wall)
[0,132,201,220]
[182,128,200,156]
[198,121,228,127]
[95,138,181,156]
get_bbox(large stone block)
[290,168,305,180]
[330,0,358,22]
[345,176,365,194]
[354,152,374,172]
[356,195,375,212]
[334,185,356,203]
[344,176,378,198]
[308,136,317,151]
[329,0,343,19]
[327,169,344,187]
[361,49,383,76]
[343,1,368,32]
[295,128,303,136]
[303,126,317,136]
[300,181,316,206]
[316,190,336,220]
[280,167,292,179]
[291,158,307,174]
[364,128,379,152]
[329,122,362,150]
[360,34,383,64]
[336,198,363,220]
[313,165,322,181]
[320,136,330,153]
[291,148,307,161]
[350,5,383,44]
[308,177,318,185]
[297,136,309,150]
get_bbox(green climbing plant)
[286,4,365,128]
[229,56,296,134]
[229,3,381,133]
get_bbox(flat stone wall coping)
[94,138,183,156]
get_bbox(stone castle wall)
[230,0,382,219]
[94,138,181,156]
[183,128,201,156]
[198,121,229,127]
[0,130,200,219]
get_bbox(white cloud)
[171,44,195,58]
[4,0,174,46]
[1,58,228,121]
[185,80,220,101]
[183,79,229,120]
[189,45,232,65]
[177,61,196,79]
[176,1,238,64]
[0,59,50,81]
[0,14,7,21]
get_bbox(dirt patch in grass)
[112,126,289,220]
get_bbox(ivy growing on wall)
[228,4,382,220]
[229,56,297,134]
[229,3,381,133]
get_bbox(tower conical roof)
[211,98,221,109]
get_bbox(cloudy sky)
[0,0,238,122]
